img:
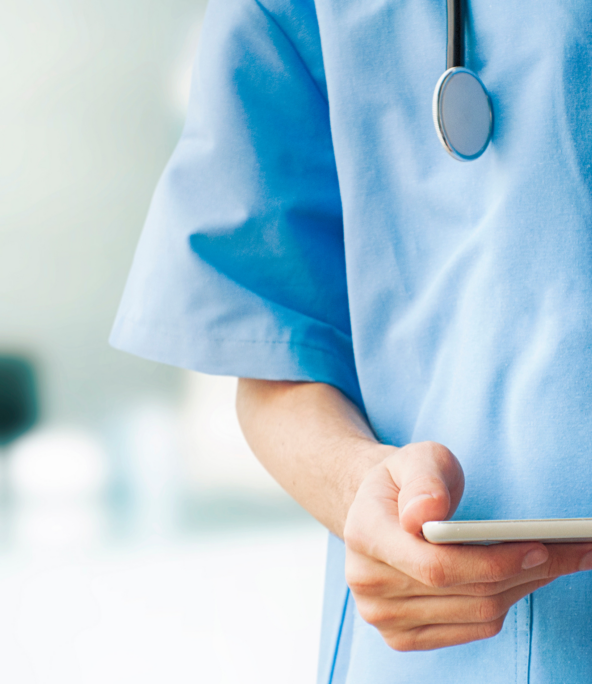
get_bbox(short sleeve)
[110,0,361,405]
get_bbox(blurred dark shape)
[0,356,38,446]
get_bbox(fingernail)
[579,552,592,572]
[522,549,548,570]
[401,494,436,516]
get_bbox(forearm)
[236,379,393,537]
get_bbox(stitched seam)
[117,316,354,368]
[252,0,329,105]
[515,604,518,684]
[328,588,350,684]
[523,598,528,684]
[527,595,533,684]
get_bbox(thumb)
[385,441,465,535]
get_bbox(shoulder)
[204,0,328,100]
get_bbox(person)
[110,0,592,681]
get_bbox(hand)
[344,441,592,651]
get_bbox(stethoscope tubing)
[447,0,464,69]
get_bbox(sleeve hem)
[109,316,363,407]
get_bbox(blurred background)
[0,0,326,681]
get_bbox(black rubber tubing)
[447,0,464,69]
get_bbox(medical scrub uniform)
[111,0,592,680]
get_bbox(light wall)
[0,0,208,426]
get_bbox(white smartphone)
[422,518,592,545]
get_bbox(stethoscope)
[433,0,493,161]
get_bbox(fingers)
[357,579,555,652]
[528,542,592,577]
[385,442,465,534]
[347,539,592,602]
[357,578,552,631]
[367,534,592,591]
[383,617,508,652]
[438,541,592,593]
[346,546,539,599]
[347,456,520,587]
[456,542,592,594]
[358,579,551,652]
[382,574,554,650]
[412,540,547,587]
[347,462,592,588]
[376,519,550,586]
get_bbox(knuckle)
[386,632,417,653]
[345,563,386,597]
[347,575,385,597]
[483,556,506,581]
[355,599,378,625]
[345,571,364,595]
[421,440,453,466]
[415,552,448,588]
[478,617,505,640]
[356,600,394,628]
[475,597,505,623]
[470,582,498,597]
[343,518,366,554]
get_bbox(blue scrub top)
[111,0,592,681]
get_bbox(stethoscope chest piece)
[433,67,493,161]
